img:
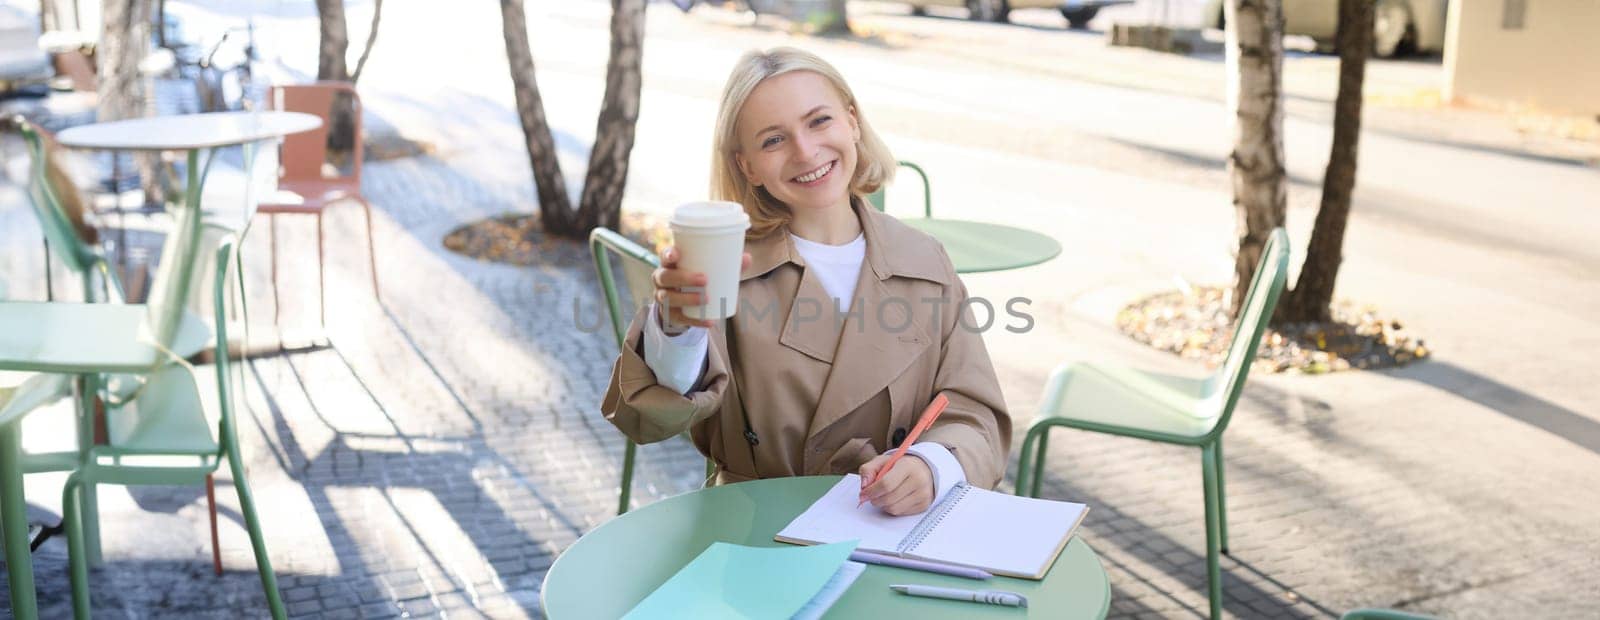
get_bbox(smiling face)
[734,71,861,215]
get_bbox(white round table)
[55,111,321,151]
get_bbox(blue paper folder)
[624,540,861,619]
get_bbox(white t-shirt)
[639,232,965,487]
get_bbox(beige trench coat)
[601,199,1011,488]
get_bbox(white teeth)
[794,161,833,183]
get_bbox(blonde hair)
[710,47,895,239]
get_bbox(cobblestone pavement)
[3,1,1599,619]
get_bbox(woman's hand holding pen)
[859,453,936,516]
[652,246,752,335]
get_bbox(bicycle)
[180,22,259,113]
[672,0,772,20]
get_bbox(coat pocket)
[825,436,881,476]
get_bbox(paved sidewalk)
[840,1,1600,166]
[2,1,1597,619]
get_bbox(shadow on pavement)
[1392,359,1600,458]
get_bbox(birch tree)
[1224,0,1287,318]
[98,0,156,202]
[500,0,646,238]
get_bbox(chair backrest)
[589,227,660,350]
[1210,227,1290,434]
[13,118,112,301]
[16,118,208,353]
[269,81,363,185]
[211,235,244,446]
[865,160,932,218]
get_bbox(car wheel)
[995,0,1011,22]
[966,0,999,22]
[909,4,926,16]
[1372,0,1412,58]
[1061,6,1100,30]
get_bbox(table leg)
[2,421,39,619]
[74,374,102,565]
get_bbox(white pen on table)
[890,584,1028,608]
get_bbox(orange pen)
[859,393,950,508]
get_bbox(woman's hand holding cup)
[653,246,752,334]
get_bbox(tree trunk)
[98,0,157,201]
[97,0,150,124]
[1278,0,1372,323]
[316,0,382,158]
[38,0,52,33]
[499,0,574,232]
[569,0,646,237]
[155,0,166,47]
[349,0,384,83]
[817,0,851,34]
[1224,0,1287,318]
[315,0,350,80]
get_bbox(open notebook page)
[908,488,1088,579]
[776,474,921,552]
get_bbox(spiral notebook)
[775,474,1089,580]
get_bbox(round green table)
[542,476,1110,618]
[900,218,1062,274]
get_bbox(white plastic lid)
[670,201,750,232]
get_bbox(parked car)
[1202,0,1449,57]
[905,0,1132,29]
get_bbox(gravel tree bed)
[1116,286,1430,374]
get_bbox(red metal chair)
[259,81,381,328]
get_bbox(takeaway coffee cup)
[669,201,750,320]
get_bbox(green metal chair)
[15,119,215,359]
[866,160,932,217]
[1014,227,1290,620]
[16,117,227,337]
[14,118,222,564]
[590,227,714,515]
[60,234,286,620]
[1341,609,1435,620]
[0,372,73,508]
[15,118,124,305]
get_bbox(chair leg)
[1215,439,1229,555]
[359,199,381,302]
[207,474,222,576]
[1201,442,1224,620]
[268,213,282,330]
[617,440,637,515]
[62,474,91,620]
[225,448,287,620]
[1015,424,1050,498]
[315,212,327,330]
[1030,426,1051,498]
[2,423,39,619]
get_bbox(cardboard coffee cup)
[669,201,750,320]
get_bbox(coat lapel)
[807,274,930,438]
[744,232,841,364]
[777,268,842,364]
[806,202,933,438]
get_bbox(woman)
[602,47,1009,516]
